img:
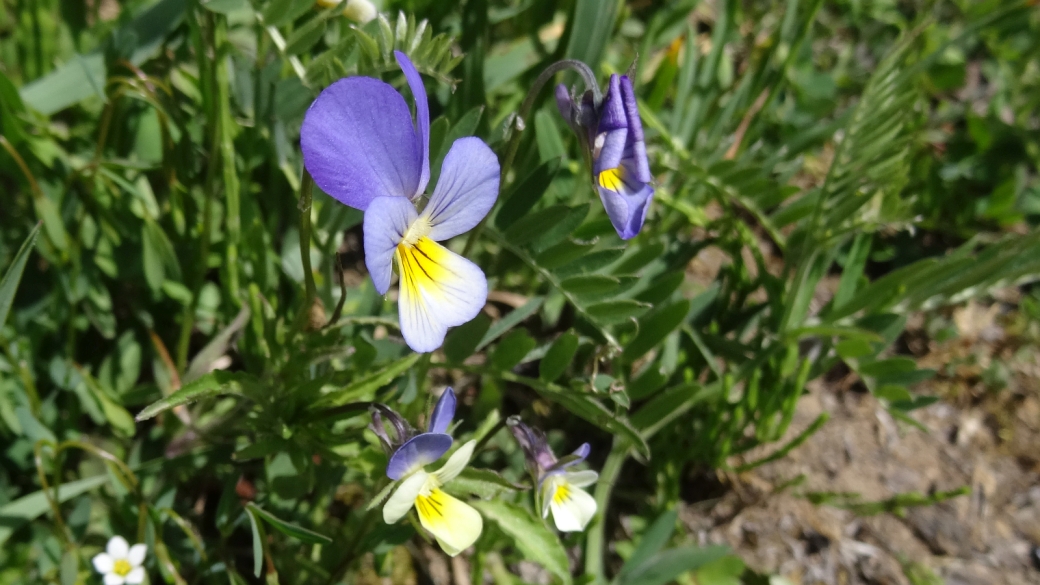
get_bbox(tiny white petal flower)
[94,536,147,585]
[542,473,598,532]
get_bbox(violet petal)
[428,387,456,434]
[424,137,500,241]
[363,195,418,294]
[394,51,431,196]
[386,433,453,480]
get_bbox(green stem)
[462,59,601,257]
[289,173,317,336]
[584,439,629,583]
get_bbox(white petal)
[432,440,476,485]
[563,469,599,488]
[125,567,146,585]
[127,544,147,566]
[382,471,428,524]
[104,574,126,585]
[92,553,114,574]
[549,481,597,532]
[396,237,487,353]
[415,489,483,556]
[106,536,130,559]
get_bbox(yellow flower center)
[395,236,452,300]
[113,559,132,576]
[401,216,432,247]
[552,481,572,505]
[598,166,625,192]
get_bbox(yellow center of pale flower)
[113,559,132,576]
[401,216,432,247]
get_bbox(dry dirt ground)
[687,302,1040,585]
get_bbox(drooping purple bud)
[552,68,654,240]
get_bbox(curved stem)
[462,59,601,256]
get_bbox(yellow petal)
[415,488,483,556]
[396,237,486,353]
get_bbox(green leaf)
[245,503,332,545]
[621,300,690,363]
[310,353,422,409]
[285,14,329,55]
[540,331,579,382]
[202,0,251,13]
[19,0,187,114]
[263,0,312,26]
[245,505,264,578]
[561,274,634,303]
[473,500,572,585]
[563,0,619,71]
[491,329,537,371]
[0,474,109,548]
[857,357,916,378]
[617,545,732,585]
[476,296,545,351]
[585,299,651,325]
[836,338,874,360]
[136,371,255,421]
[873,385,913,403]
[15,406,56,444]
[0,223,40,328]
[553,247,625,278]
[443,313,492,364]
[502,204,576,246]
[616,510,678,582]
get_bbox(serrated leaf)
[473,500,572,585]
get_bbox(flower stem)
[462,59,600,257]
[583,438,629,583]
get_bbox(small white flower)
[540,469,598,532]
[92,536,147,585]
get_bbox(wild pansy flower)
[372,388,483,556]
[92,536,147,585]
[556,73,653,240]
[301,51,500,353]
[507,417,598,532]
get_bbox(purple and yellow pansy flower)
[301,51,500,353]
[508,417,598,532]
[371,388,483,556]
[556,74,653,240]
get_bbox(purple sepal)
[428,388,456,434]
[386,433,453,480]
[555,84,574,123]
